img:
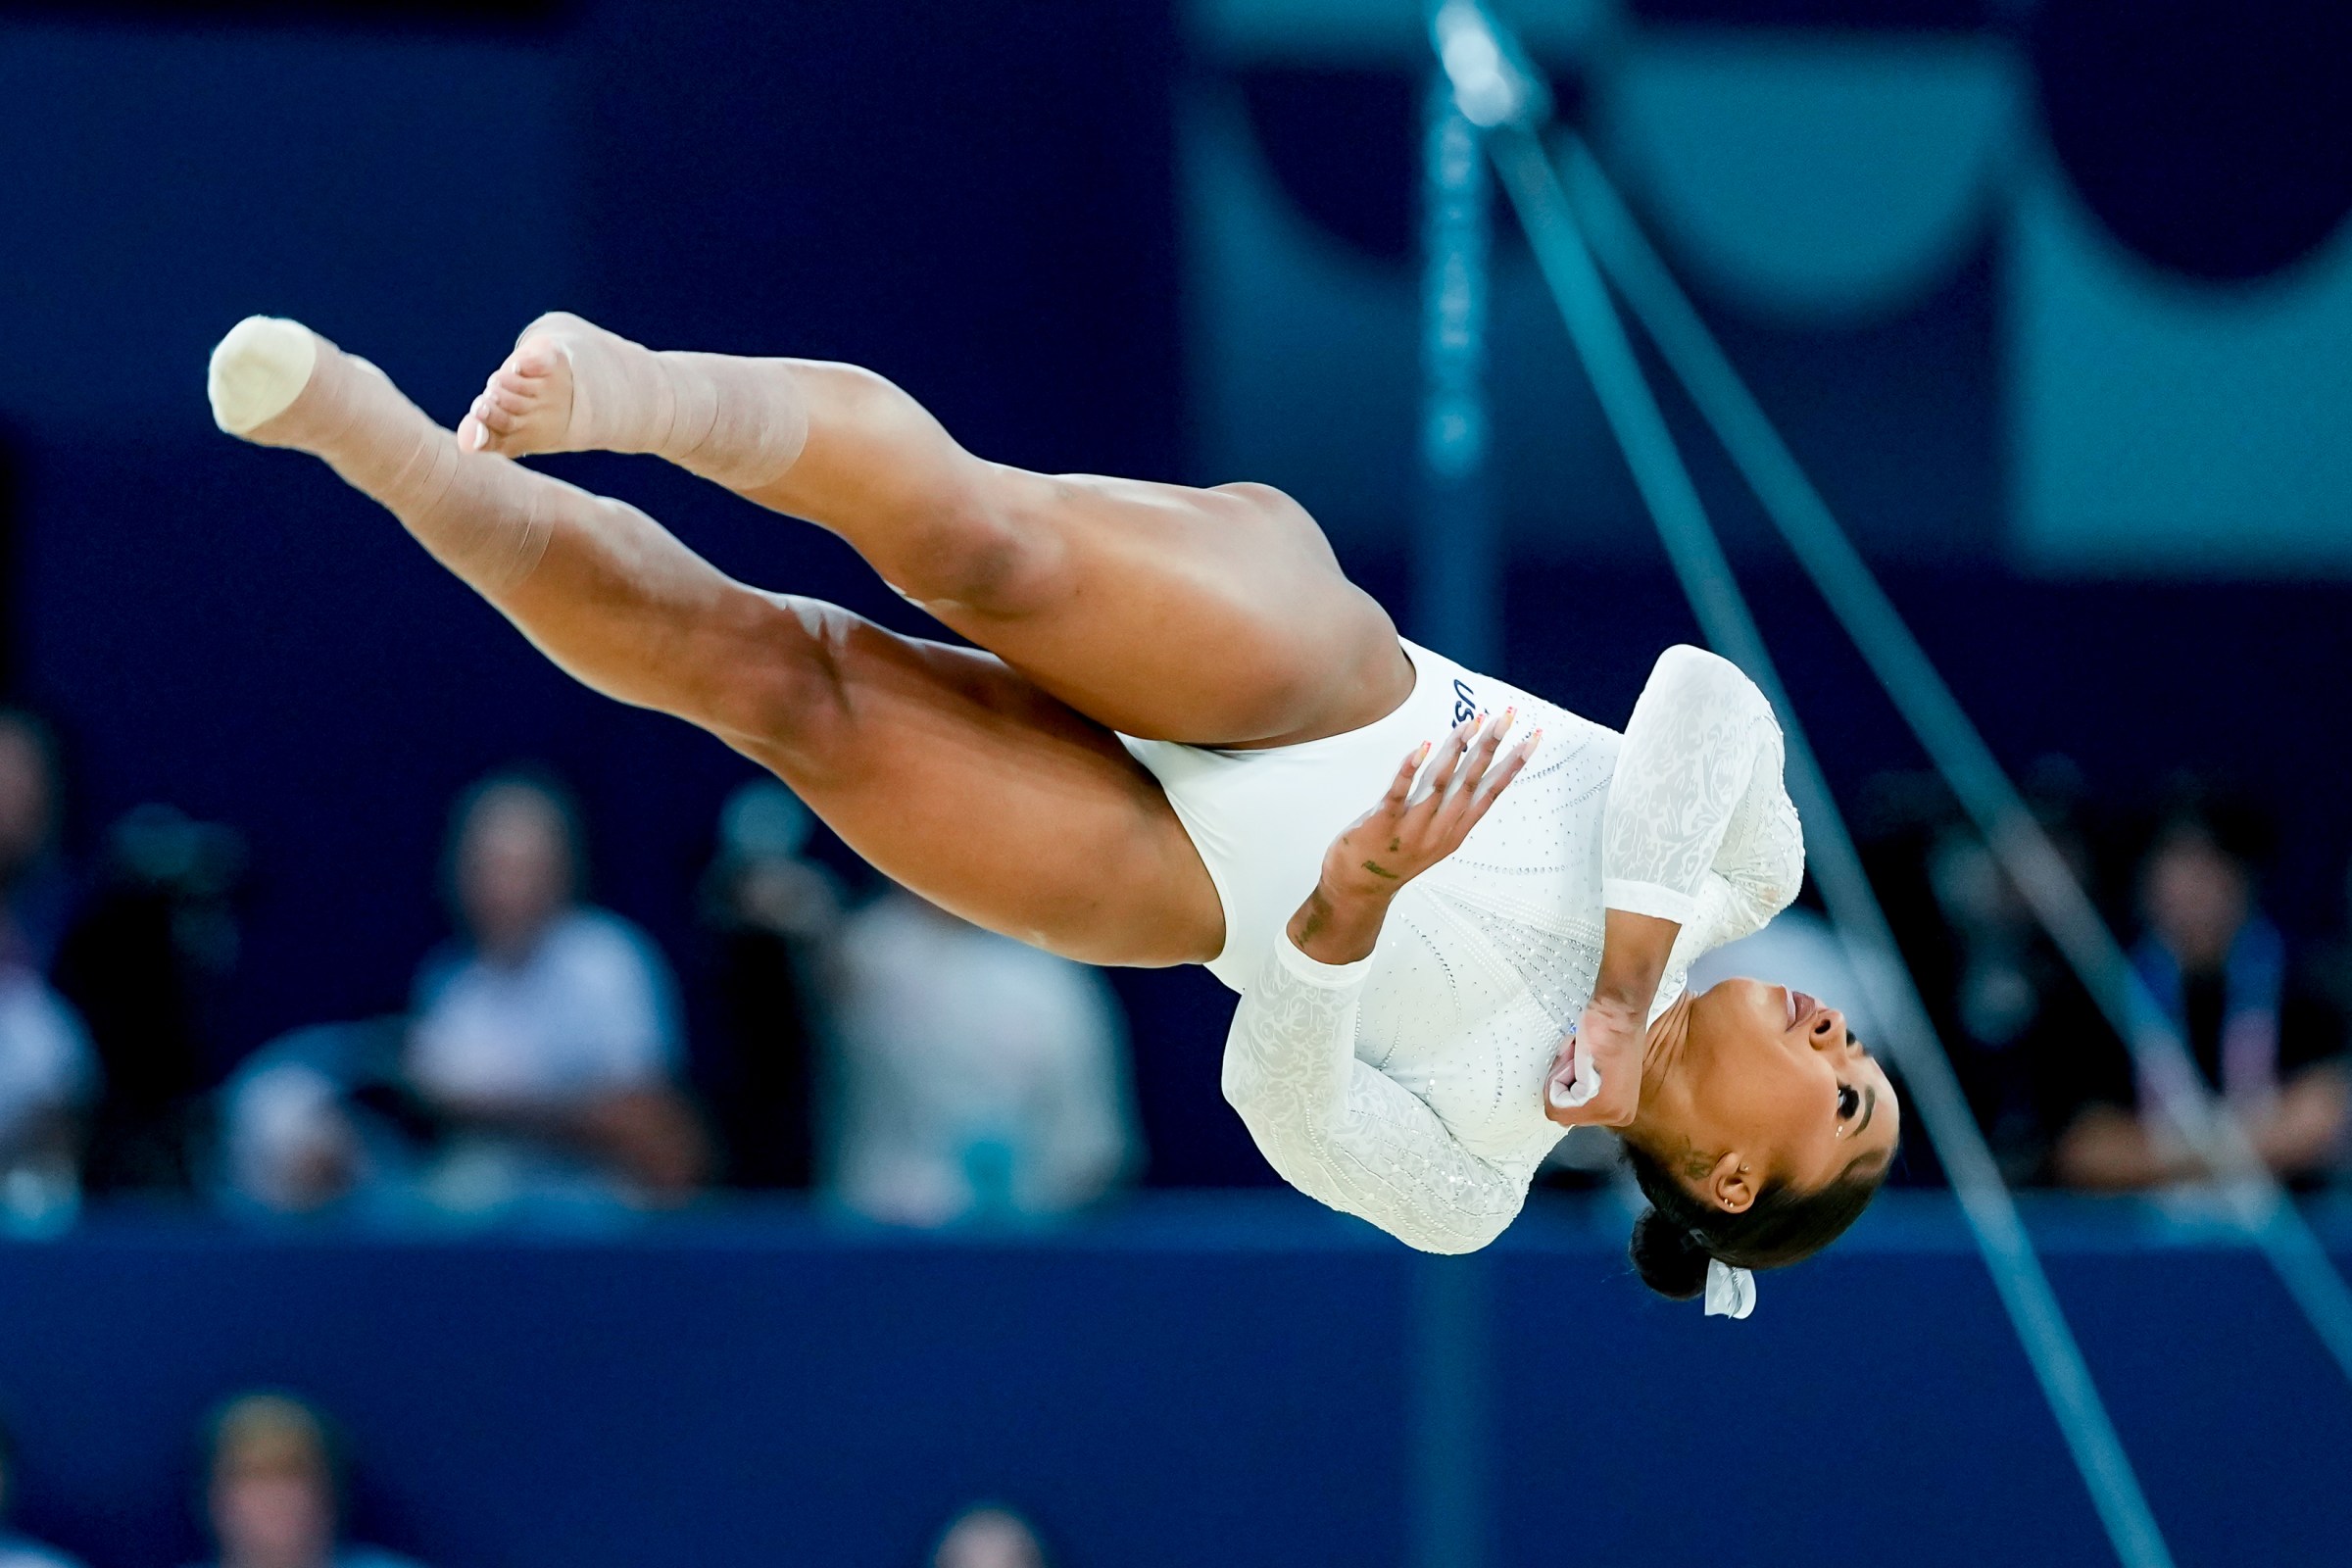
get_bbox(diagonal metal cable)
[1554,134,2352,1386]
[1426,5,2172,1562]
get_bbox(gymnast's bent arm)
[1220,710,1540,1252]
[1601,644,1800,933]
[1547,646,1805,1124]
[1222,938,1528,1254]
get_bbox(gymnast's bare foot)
[457,311,597,458]
[457,311,806,488]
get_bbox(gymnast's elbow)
[1654,642,1768,710]
[1218,1027,1277,1113]
[1219,1074,1291,1157]
[1393,1221,1506,1256]
[1217,1052,1334,1138]
[1378,1192,1522,1255]
[1652,642,1732,683]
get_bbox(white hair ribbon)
[1704,1258,1756,1320]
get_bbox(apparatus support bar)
[1415,78,1501,672]
[1481,118,2176,1568]
[1431,0,1550,129]
[1556,136,2352,1387]
[1407,76,1499,1568]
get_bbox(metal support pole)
[1411,74,1497,1568]
[1409,1253,1489,1568]
[1416,73,1500,671]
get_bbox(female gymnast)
[206,313,1898,1312]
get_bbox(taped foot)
[205,316,551,592]
[457,311,808,490]
[208,317,319,436]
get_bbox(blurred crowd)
[0,708,1138,1232]
[0,1386,1056,1568]
[0,697,2346,1228]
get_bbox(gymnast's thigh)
[913,474,1413,749]
[727,603,1225,968]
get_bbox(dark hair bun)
[1629,1206,1711,1300]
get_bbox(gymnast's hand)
[1544,908,1681,1130]
[1286,710,1540,966]
[1544,1000,1643,1130]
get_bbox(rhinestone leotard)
[1125,644,1802,1253]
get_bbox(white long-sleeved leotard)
[1123,643,1801,1253]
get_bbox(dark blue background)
[0,1197,2344,1568]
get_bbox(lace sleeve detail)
[1221,938,1528,1254]
[1688,712,1804,951]
[1603,645,1801,937]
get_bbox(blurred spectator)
[53,805,243,1195]
[831,887,1138,1226]
[0,712,96,1231]
[1921,816,2117,1185]
[214,1020,423,1219]
[1854,760,2123,1185]
[195,1393,422,1568]
[406,773,707,1217]
[0,966,96,1234]
[0,713,71,971]
[2053,804,2348,1190]
[0,1412,87,1568]
[696,781,842,1189]
[931,1505,1048,1568]
[2311,854,2352,1092]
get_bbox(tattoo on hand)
[1359,859,1399,880]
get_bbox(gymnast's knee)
[889,503,1062,616]
[696,592,857,759]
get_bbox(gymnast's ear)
[1706,1151,1758,1214]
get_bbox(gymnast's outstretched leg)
[208,318,1222,966]
[453,315,1411,748]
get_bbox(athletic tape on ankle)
[409,448,555,593]
[233,330,553,594]
[662,353,810,492]
[547,325,808,492]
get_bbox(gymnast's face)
[1665,979,1899,1208]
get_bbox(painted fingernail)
[1415,741,1431,762]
